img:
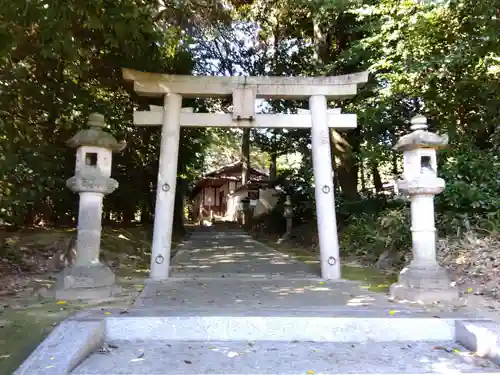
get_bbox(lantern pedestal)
[54,264,120,301]
[390,264,458,304]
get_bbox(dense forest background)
[0,0,499,261]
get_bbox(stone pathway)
[15,226,500,374]
[73,340,499,375]
[136,227,432,315]
[169,227,319,278]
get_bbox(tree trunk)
[371,162,383,192]
[334,171,341,196]
[392,153,398,176]
[269,152,277,180]
[23,204,37,227]
[241,128,251,184]
[331,129,360,201]
[140,200,152,224]
[147,189,155,224]
[360,160,366,192]
[172,177,186,236]
[312,10,361,201]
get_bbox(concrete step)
[71,340,500,374]
[104,313,459,342]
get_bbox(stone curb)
[456,320,500,365]
[14,320,105,375]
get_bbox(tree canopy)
[0,0,498,233]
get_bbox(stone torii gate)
[122,68,369,281]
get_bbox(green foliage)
[0,0,211,227]
[340,205,411,260]
[438,145,500,215]
[0,0,498,264]
[251,204,288,234]
[337,194,400,222]
[275,166,316,222]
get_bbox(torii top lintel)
[122,68,369,100]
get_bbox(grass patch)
[0,299,102,375]
[253,234,397,293]
[0,225,172,373]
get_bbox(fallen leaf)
[104,311,111,315]
[50,356,55,360]
[433,346,452,353]
[388,310,397,315]
[306,370,315,374]
[56,300,66,305]
[467,288,473,293]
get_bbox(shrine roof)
[189,161,268,199]
[204,161,267,179]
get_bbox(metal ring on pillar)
[162,183,170,192]
[155,255,164,264]
[328,256,336,266]
[322,185,331,194]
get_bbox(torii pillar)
[123,69,369,281]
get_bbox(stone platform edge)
[456,320,500,365]
[13,310,500,375]
[13,319,105,375]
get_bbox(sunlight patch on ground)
[347,296,376,306]
[252,236,398,293]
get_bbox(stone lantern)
[55,113,126,300]
[283,195,293,219]
[240,197,251,212]
[278,195,293,244]
[390,115,458,303]
[240,197,252,229]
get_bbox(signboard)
[248,190,259,200]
